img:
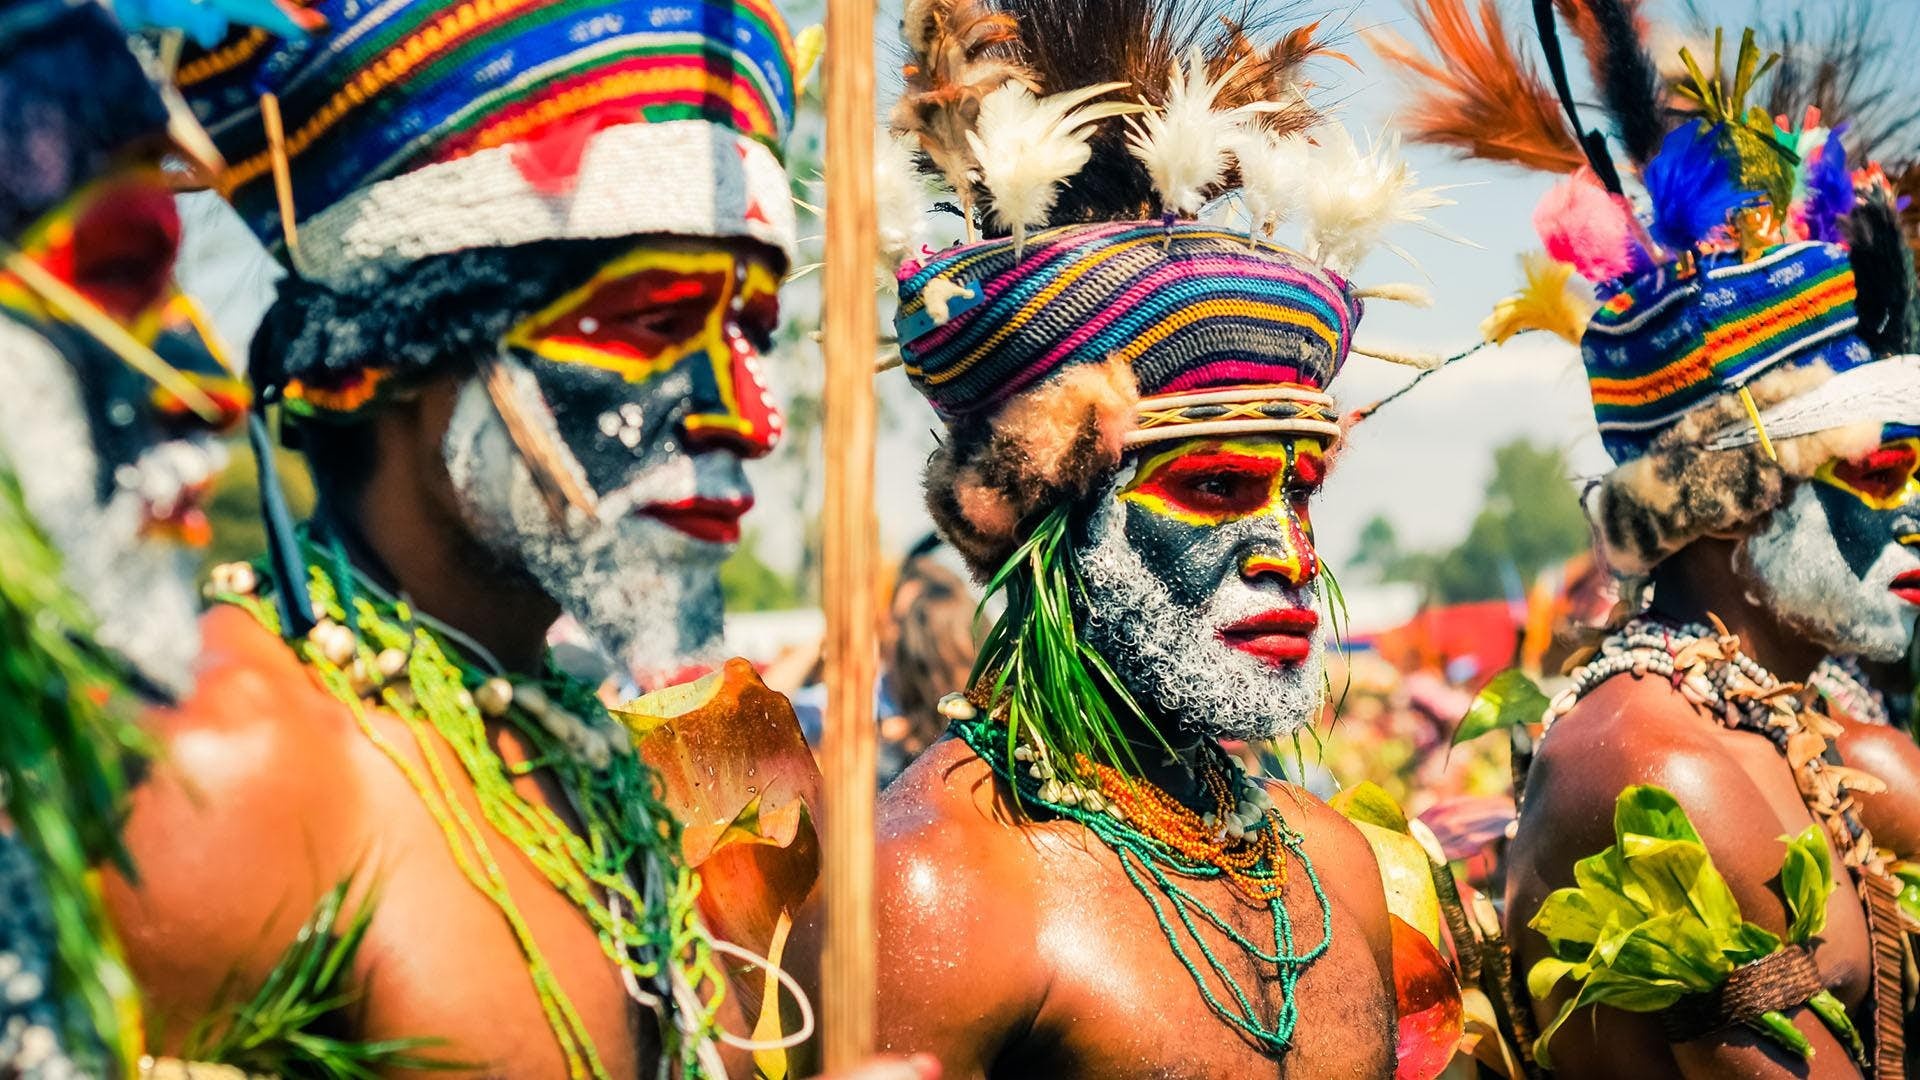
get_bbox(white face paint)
[441,359,738,677]
[0,319,219,697]
[1741,478,1920,663]
[1074,479,1328,745]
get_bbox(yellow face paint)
[1119,436,1328,528]
[1816,438,1920,512]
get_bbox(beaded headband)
[1126,385,1340,448]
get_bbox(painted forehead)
[508,243,781,376]
[1119,435,1329,526]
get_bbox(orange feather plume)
[1367,0,1585,174]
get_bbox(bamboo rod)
[260,93,300,263]
[819,0,880,1068]
[2,247,223,423]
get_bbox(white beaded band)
[292,120,799,289]
[1127,384,1342,448]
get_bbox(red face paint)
[1824,441,1920,507]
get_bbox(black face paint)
[1811,433,1920,579]
[505,245,782,503]
[1813,479,1913,580]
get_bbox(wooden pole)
[820,0,880,1068]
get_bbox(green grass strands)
[0,464,147,1072]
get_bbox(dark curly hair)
[250,237,629,507]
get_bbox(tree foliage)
[1354,440,1590,604]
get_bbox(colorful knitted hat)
[1372,2,1920,574]
[897,221,1357,438]
[886,0,1443,575]
[176,0,799,287]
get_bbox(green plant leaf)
[1452,669,1549,747]
[1329,781,1410,834]
[1531,888,1623,956]
[1777,826,1834,946]
[1526,956,1586,1003]
[1613,785,1705,846]
[1618,834,1742,937]
[1808,990,1864,1061]
[1597,912,1732,991]
[1749,1010,1813,1060]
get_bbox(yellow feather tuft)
[1480,252,1599,345]
[794,24,826,95]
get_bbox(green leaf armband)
[1525,786,1865,1067]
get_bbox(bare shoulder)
[104,605,367,1042]
[873,737,1048,1066]
[1835,716,1920,858]
[1512,672,1834,939]
[1516,674,1748,858]
[876,735,1043,945]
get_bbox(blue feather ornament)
[1642,121,1758,252]
[1798,125,1853,245]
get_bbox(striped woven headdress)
[1583,241,1870,463]
[178,0,799,286]
[896,221,1357,448]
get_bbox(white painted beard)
[0,320,205,698]
[1741,482,1920,663]
[441,372,730,677]
[1074,505,1328,744]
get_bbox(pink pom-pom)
[1533,169,1648,284]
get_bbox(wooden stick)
[480,353,600,525]
[2,248,223,423]
[260,92,300,263]
[820,0,880,1068]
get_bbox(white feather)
[967,81,1142,247]
[1350,282,1434,306]
[1301,125,1456,274]
[877,130,932,275]
[1126,48,1271,217]
[1229,128,1309,240]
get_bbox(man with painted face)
[858,1,1452,1074]
[0,2,248,1075]
[96,2,843,1077]
[1374,8,1920,1074]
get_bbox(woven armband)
[1659,946,1825,1044]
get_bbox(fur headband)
[925,357,1138,578]
[1593,363,1883,575]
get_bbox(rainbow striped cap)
[1582,241,1872,463]
[177,0,798,286]
[895,222,1360,448]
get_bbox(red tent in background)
[1369,600,1520,692]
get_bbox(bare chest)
[1012,837,1393,1080]
[345,718,653,1078]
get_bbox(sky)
[175,0,1895,579]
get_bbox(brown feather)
[892,0,1038,211]
[1210,17,1342,138]
[1367,0,1584,174]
